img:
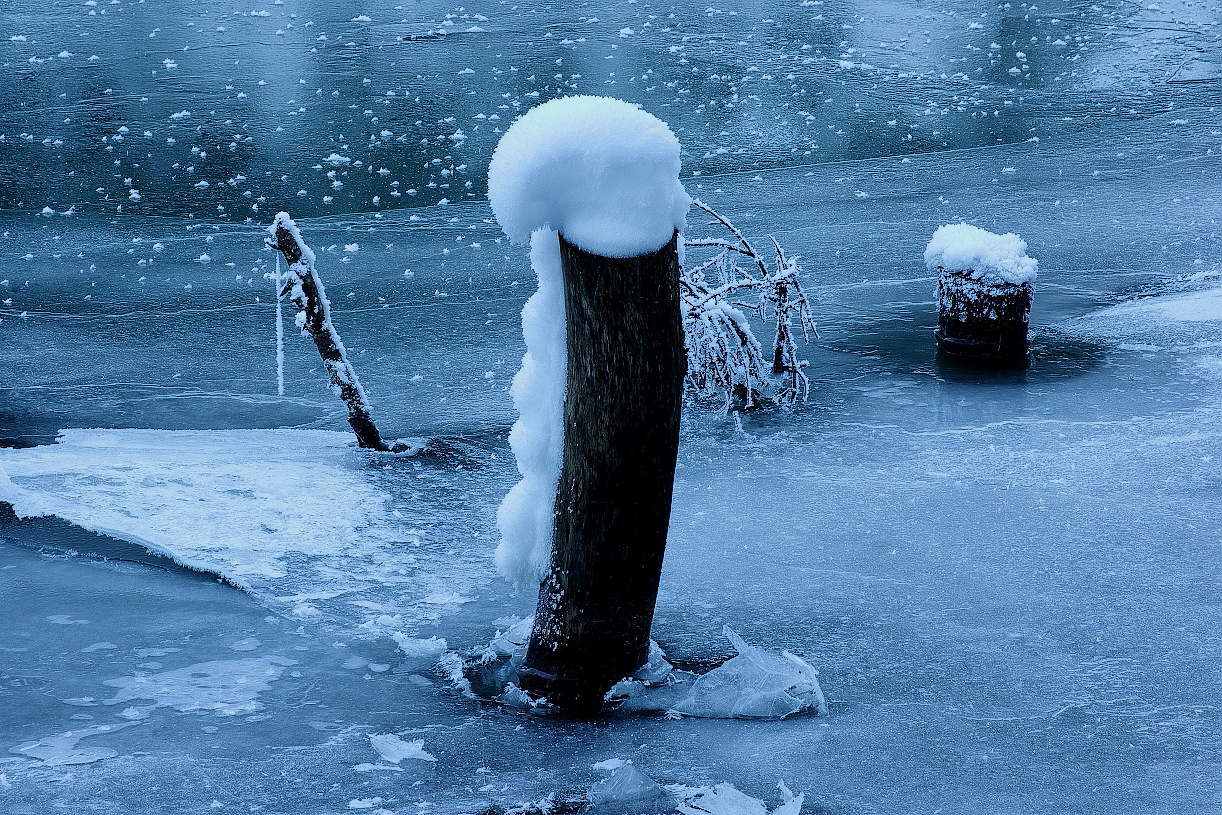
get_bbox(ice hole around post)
[1,1,1220,814]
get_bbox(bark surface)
[936,267,1033,365]
[520,232,686,714]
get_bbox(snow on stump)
[925,223,1038,366]
[488,96,691,714]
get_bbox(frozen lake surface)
[1,0,1220,812]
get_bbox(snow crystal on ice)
[368,733,436,764]
[487,95,690,258]
[924,222,1038,285]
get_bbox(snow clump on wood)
[487,95,690,258]
[487,96,691,589]
[924,222,1038,285]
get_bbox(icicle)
[274,255,285,397]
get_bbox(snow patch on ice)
[102,656,295,715]
[11,722,140,766]
[1103,286,1222,323]
[925,223,1038,285]
[0,429,391,582]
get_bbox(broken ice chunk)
[674,781,804,815]
[368,733,436,764]
[588,760,667,811]
[668,627,827,719]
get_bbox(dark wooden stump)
[519,232,686,714]
[935,267,1033,366]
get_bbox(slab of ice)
[0,428,492,638]
[669,627,827,719]
[588,761,667,810]
[924,223,1037,285]
[0,429,395,582]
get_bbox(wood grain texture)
[520,232,685,714]
[935,267,1032,365]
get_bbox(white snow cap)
[487,95,690,258]
[924,223,1038,285]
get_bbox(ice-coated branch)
[682,200,818,406]
[265,212,389,451]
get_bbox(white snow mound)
[924,222,1038,285]
[494,230,568,588]
[487,95,690,258]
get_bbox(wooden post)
[519,231,686,714]
[935,267,1032,366]
[266,213,389,451]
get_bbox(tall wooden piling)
[519,232,686,714]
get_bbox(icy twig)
[682,200,818,406]
[265,212,388,451]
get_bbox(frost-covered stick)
[266,212,388,451]
[486,96,690,714]
[682,200,817,404]
[274,255,285,397]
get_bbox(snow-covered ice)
[0,429,495,635]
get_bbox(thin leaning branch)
[266,211,389,451]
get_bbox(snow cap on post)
[487,95,691,258]
[924,223,1038,285]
